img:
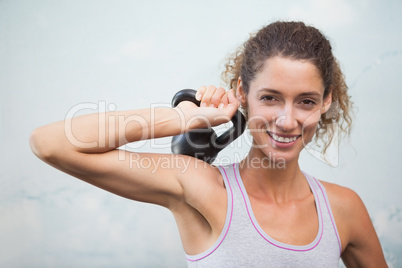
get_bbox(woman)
[30,21,386,267]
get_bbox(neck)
[239,149,309,204]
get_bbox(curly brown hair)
[222,21,353,154]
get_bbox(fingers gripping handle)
[171,89,246,164]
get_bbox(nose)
[275,106,297,132]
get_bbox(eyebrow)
[257,88,322,98]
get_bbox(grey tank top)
[186,163,342,268]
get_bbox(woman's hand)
[175,85,240,130]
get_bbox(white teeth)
[270,133,298,143]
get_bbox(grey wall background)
[1,0,401,267]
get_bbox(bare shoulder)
[176,156,226,208]
[319,181,365,216]
[166,155,227,226]
[319,180,367,240]
[320,181,387,267]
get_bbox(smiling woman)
[222,21,352,155]
[235,57,330,164]
[30,21,387,267]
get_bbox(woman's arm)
[322,182,387,267]
[29,87,239,209]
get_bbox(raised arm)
[29,87,239,209]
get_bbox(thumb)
[227,89,240,108]
[225,89,241,117]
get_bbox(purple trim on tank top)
[233,163,324,252]
[315,180,343,256]
[186,166,234,262]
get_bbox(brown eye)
[301,99,316,106]
[260,95,276,101]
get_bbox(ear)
[236,77,247,105]
[321,90,332,114]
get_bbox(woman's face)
[238,56,331,164]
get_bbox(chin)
[247,145,299,170]
[266,149,300,168]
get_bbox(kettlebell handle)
[171,89,246,163]
[171,89,201,108]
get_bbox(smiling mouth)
[267,131,301,143]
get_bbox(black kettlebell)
[171,89,246,164]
